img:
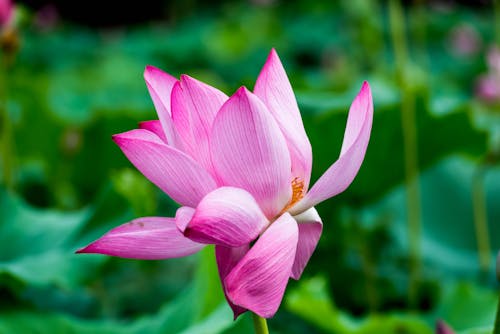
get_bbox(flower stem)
[389,0,422,309]
[252,313,269,334]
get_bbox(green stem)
[472,165,490,274]
[389,0,422,309]
[252,313,269,334]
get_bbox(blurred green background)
[1,0,499,333]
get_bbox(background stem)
[389,0,422,309]
[0,55,13,190]
[472,164,491,275]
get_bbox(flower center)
[281,177,304,214]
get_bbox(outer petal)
[171,75,228,172]
[290,81,373,215]
[76,217,204,259]
[224,212,298,318]
[254,49,313,189]
[216,245,249,319]
[113,129,217,207]
[139,120,167,143]
[144,65,179,146]
[183,187,269,247]
[211,87,292,218]
[290,207,323,280]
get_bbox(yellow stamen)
[281,177,304,214]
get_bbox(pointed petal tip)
[269,47,278,58]
[144,65,159,80]
[235,86,250,96]
[111,132,132,146]
[75,243,97,254]
[179,73,193,82]
[111,133,122,144]
[360,80,372,96]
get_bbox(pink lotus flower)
[77,49,373,319]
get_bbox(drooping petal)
[211,87,292,218]
[216,245,249,319]
[76,217,204,259]
[183,187,269,247]
[290,81,373,215]
[290,207,323,280]
[144,65,179,146]
[224,212,298,318]
[171,75,228,172]
[139,120,167,143]
[113,129,217,207]
[254,49,313,189]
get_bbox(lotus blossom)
[77,49,373,319]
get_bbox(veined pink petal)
[171,75,228,173]
[113,129,217,207]
[211,87,292,218]
[224,212,298,318]
[290,81,373,215]
[184,187,269,247]
[290,207,323,280]
[144,66,179,146]
[139,120,167,143]
[254,49,313,189]
[76,217,204,259]
[216,245,249,319]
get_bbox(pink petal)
[76,217,204,259]
[224,212,298,318]
[171,75,228,173]
[139,120,167,143]
[254,49,313,189]
[210,87,292,218]
[290,207,323,280]
[184,187,269,247]
[216,245,249,319]
[144,66,179,146]
[113,128,217,207]
[290,81,373,215]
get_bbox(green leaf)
[432,282,497,331]
[286,276,433,334]
[361,155,500,273]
